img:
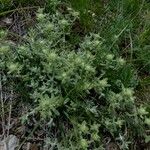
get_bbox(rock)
[0,135,19,150]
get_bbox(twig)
[17,120,41,150]
[0,6,39,17]
[7,89,13,137]
[0,74,6,139]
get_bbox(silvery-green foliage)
[0,2,149,149]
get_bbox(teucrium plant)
[0,3,149,149]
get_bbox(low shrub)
[0,1,149,149]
